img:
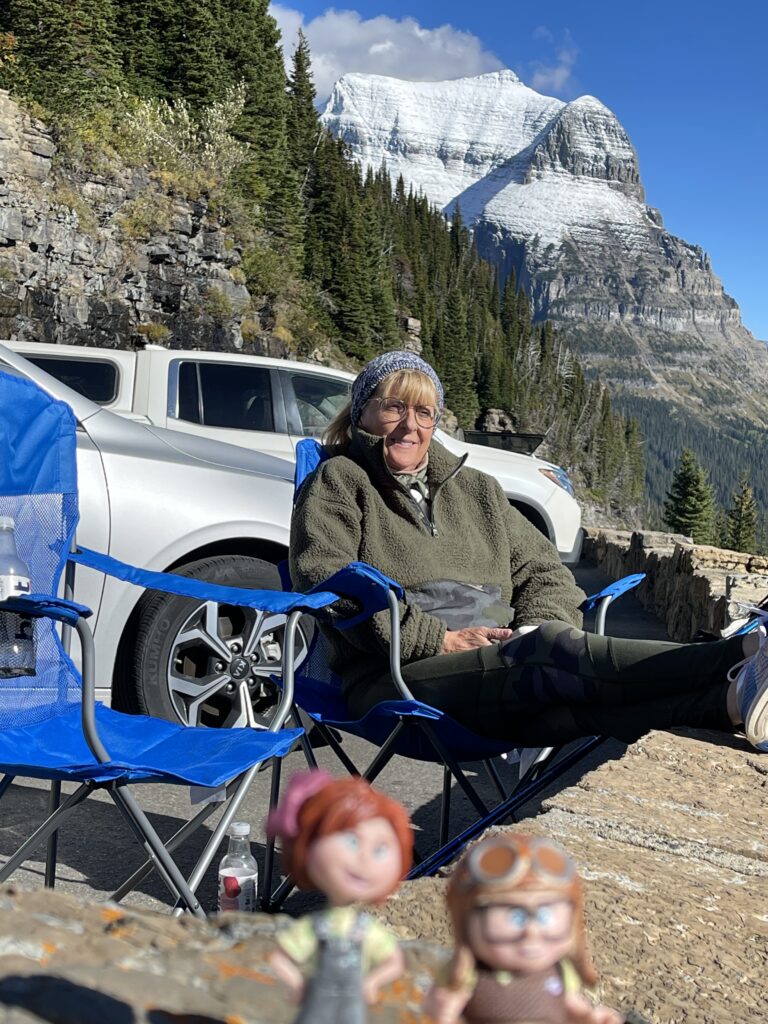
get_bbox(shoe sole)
[744,675,768,749]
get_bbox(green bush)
[136,322,171,344]
[117,193,174,240]
[204,287,234,323]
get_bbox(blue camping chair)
[0,369,345,917]
[261,439,645,907]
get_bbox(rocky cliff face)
[0,90,262,351]
[322,72,768,427]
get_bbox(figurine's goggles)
[465,836,575,894]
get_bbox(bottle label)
[217,868,258,913]
[0,574,31,602]
[0,571,35,677]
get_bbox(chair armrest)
[313,562,414,701]
[70,547,339,614]
[581,573,646,612]
[0,593,93,626]
[581,573,646,637]
[311,561,404,630]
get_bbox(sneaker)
[727,611,768,751]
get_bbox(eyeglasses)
[368,397,441,429]
[466,836,575,889]
[478,900,573,942]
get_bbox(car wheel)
[130,554,313,728]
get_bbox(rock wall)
[0,90,270,352]
[584,527,768,640]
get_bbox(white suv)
[9,342,584,563]
[0,342,306,730]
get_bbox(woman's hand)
[440,626,514,654]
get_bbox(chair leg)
[484,759,508,801]
[0,775,14,799]
[362,722,403,783]
[0,783,93,883]
[44,780,62,889]
[439,766,451,847]
[420,724,489,818]
[260,758,301,913]
[293,707,319,770]
[111,799,219,903]
[110,787,206,919]
[409,736,605,879]
[260,757,283,909]
[313,721,360,775]
[173,761,266,915]
[265,872,296,912]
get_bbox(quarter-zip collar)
[347,427,468,535]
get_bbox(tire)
[130,554,313,728]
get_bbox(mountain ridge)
[321,70,768,511]
[321,72,767,361]
[321,71,768,512]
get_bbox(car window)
[26,356,118,404]
[176,361,275,432]
[289,373,351,436]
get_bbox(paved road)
[0,561,671,916]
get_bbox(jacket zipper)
[398,454,468,539]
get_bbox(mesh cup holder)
[0,609,36,677]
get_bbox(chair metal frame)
[0,366,335,918]
[0,583,311,918]
[262,437,644,907]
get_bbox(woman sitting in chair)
[289,350,768,753]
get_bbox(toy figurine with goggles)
[425,833,622,1024]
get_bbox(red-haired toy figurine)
[425,833,621,1024]
[267,770,413,1024]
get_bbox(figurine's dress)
[277,907,397,1024]
[462,962,578,1024]
[294,911,367,1024]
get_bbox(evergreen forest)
[7,0,755,535]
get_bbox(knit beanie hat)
[350,350,444,426]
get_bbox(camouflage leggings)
[347,621,744,745]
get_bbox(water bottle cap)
[229,821,251,837]
[0,517,15,530]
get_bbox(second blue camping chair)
[262,438,645,907]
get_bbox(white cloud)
[532,26,554,44]
[528,29,579,97]
[270,4,503,102]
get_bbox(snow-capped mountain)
[322,71,768,429]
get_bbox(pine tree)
[440,289,479,427]
[116,0,178,98]
[287,30,320,187]
[5,0,123,113]
[724,474,758,553]
[663,449,717,543]
[230,0,288,208]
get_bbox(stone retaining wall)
[583,528,768,641]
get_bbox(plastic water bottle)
[217,821,258,913]
[0,516,35,678]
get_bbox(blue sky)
[271,0,768,341]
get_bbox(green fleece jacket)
[289,429,585,690]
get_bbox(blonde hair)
[324,368,439,447]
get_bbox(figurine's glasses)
[367,397,441,429]
[478,899,573,943]
[466,836,575,889]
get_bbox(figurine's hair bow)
[265,769,333,839]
